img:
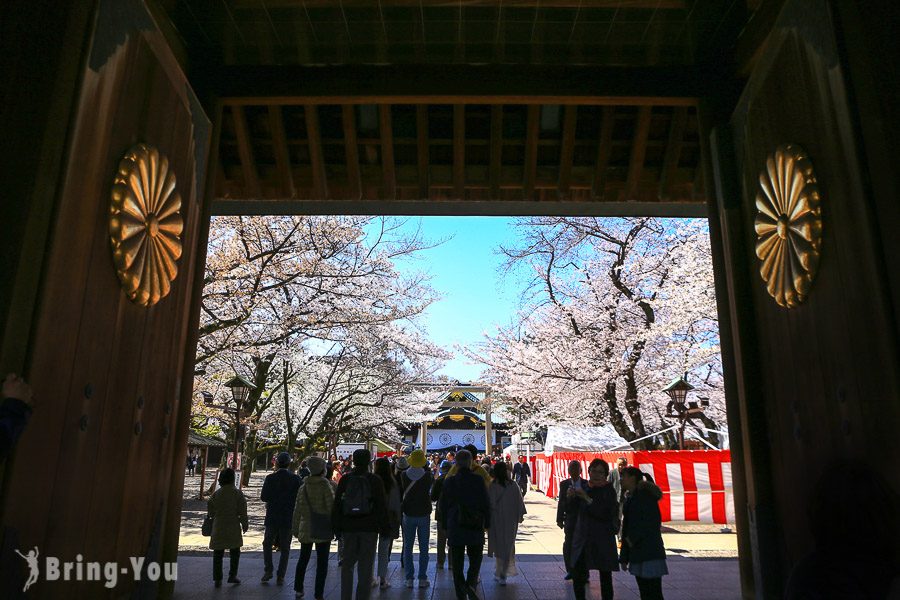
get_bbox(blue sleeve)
[0,398,32,460]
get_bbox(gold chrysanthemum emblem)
[109,144,183,306]
[754,144,822,308]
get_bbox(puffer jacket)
[292,474,336,544]
[207,483,249,550]
[619,480,666,564]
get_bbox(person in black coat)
[512,456,531,496]
[619,466,667,600]
[557,460,589,579]
[0,373,33,461]
[439,449,490,600]
[570,459,620,600]
[260,452,301,584]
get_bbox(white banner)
[424,429,487,451]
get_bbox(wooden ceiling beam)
[268,106,295,198]
[231,105,261,197]
[453,104,465,199]
[205,65,721,106]
[558,105,578,199]
[212,198,707,218]
[341,104,362,200]
[625,106,653,202]
[379,105,396,199]
[523,105,540,200]
[416,104,429,199]
[659,106,688,200]
[245,0,684,7]
[489,105,503,199]
[304,105,328,199]
[591,106,615,200]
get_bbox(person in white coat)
[487,461,526,585]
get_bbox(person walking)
[207,468,249,587]
[400,449,433,588]
[298,459,311,481]
[487,461,526,585]
[608,457,628,542]
[570,459,620,600]
[292,456,334,600]
[512,455,531,496]
[332,448,388,600]
[440,449,490,600]
[430,460,453,570]
[619,466,667,600]
[372,457,401,589]
[261,452,302,584]
[557,459,589,580]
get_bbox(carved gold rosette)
[754,144,822,308]
[109,144,184,306]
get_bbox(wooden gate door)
[709,0,900,597]
[0,0,210,597]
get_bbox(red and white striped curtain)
[532,450,734,525]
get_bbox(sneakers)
[418,579,430,588]
[406,579,414,588]
[226,576,241,585]
[379,580,391,589]
[261,572,273,583]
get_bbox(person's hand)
[3,374,33,405]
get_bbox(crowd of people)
[204,446,668,600]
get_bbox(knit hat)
[408,449,427,468]
[276,452,291,468]
[307,456,326,475]
[439,460,452,473]
[396,456,409,470]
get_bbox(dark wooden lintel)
[205,65,726,106]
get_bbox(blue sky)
[389,217,525,381]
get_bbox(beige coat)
[207,483,249,550]
[487,480,526,576]
[292,474,336,544]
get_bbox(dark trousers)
[295,541,331,598]
[436,525,449,567]
[636,576,664,600]
[263,526,292,577]
[212,548,240,581]
[450,543,483,600]
[340,531,378,600]
[562,524,575,572]
[517,479,528,496]
[571,554,613,600]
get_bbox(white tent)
[543,424,631,455]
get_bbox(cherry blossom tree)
[193,215,447,482]
[469,217,725,449]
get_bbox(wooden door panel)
[725,0,900,592]
[0,1,210,596]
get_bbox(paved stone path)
[176,470,741,599]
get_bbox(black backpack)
[341,474,374,516]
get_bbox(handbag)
[304,485,333,540]
[201,514,213,537]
